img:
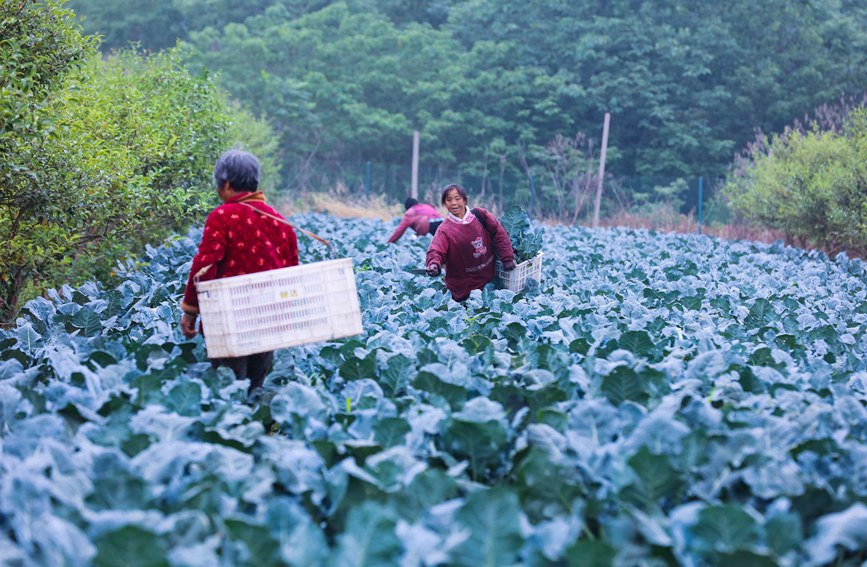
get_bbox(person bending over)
[387,197,443,243]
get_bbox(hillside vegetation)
[726,105,867,256]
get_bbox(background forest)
[3,0,867,320]
[67,0,867,208]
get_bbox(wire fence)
[280,159,728,233]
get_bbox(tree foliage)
[0,1,278,322]
[67,0,867,185]
[1,0,95,321]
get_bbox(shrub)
[0,13,279,323]
[725,107,867,254]
[0,0,96,322]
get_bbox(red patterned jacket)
[425,208,514,301]
[181,192,299,314]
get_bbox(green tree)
[66,0,185,51]
[187,2,575,191]
[66,0,329,52]
[188,3,455,182]
[67,0,867,206]
[1,22,277,321]
[0,0,96,321]
[445,0,867,178]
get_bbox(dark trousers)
[210,351,274,396]
[428,218,444,235]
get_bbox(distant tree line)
[67,0,867,191]
[53,0,867,255]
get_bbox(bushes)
[0,0,95,322]
[725,108,867,254]
[0,1,279,323]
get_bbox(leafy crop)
[1,214,867,565]
[499,206,544,263]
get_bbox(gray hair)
[213,149,260,191]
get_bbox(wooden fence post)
[411,130,419,199]
[592,113,611,228]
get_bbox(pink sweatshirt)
[388,204,442,243]
[425,208,514,301]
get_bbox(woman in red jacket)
[425,184,516,301]
[180,149,299,397]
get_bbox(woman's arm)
[388,213,414,243]
[425,229,449,272]
[180,211,228,314]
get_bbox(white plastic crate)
[495,252,543,292]
[195,258,363,358]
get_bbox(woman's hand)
[502,259,517,271]
[426,263,441,277]
[181,312,199,338]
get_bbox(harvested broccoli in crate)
[499,205,543,263]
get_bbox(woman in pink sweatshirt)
[387,198,443,243]
[425,184,516,301]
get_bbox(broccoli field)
[1,214,867,566]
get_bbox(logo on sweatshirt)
[471,237,487,258]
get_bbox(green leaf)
[678,296,703,311]
[413,371,468,407]
[394,469,459,521]
[373,417,410,448]
[565,540,617,567]
[569,338,591,355]
[745,298,775,328]
[224,518,281,566]
[601,366,647,405]
[454,488,523,567]
[514,447,584,521]
[94,526,168,567]
[461,334,495,364]
[620,447,682,512]
[765,513,802,557]
[617,330,655,356]
[280,521,329,566]
[86,452,149,511]
[442,398,509,480]
[691,504,762,554]
[130,372,165,407]
[87,349,120,368]
[339,351,376,381]
[379,353,412,396]
[332,502,400,567]
[167,381,201,417]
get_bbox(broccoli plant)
[499,206,543,263]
